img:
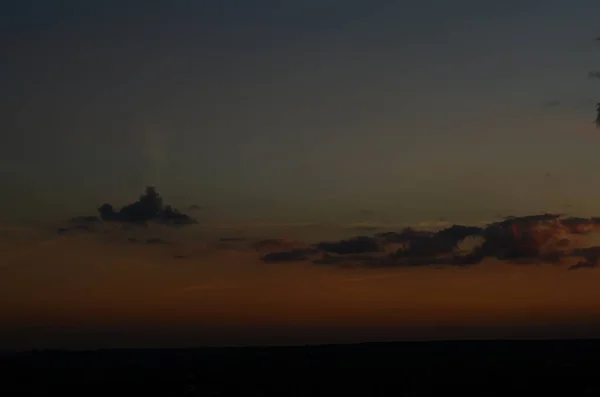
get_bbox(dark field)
[2,339,600,396]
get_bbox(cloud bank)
[258,214,600,271]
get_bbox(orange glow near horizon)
[2,229,600,348]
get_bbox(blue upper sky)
[2,0,600,225]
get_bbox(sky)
[1,0,600,349]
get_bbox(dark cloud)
[376,225,483,258]
[316,236,380,255]
[428,224,482,247]
[375,228,435,244]
[260,214,600,270]
[462,214,596,264]
[188,204,202,211]
[96,187,196,226]
[314,253,385,266]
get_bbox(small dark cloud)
[96,187,196,226]
[173,254,188,259]
[188,204,202,211]
[588,71,600,79]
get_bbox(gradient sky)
[2,1,600,349]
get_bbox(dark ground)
[2,339,600,396]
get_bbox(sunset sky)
[2,1,600,350]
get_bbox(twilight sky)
[2,1,600,349]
